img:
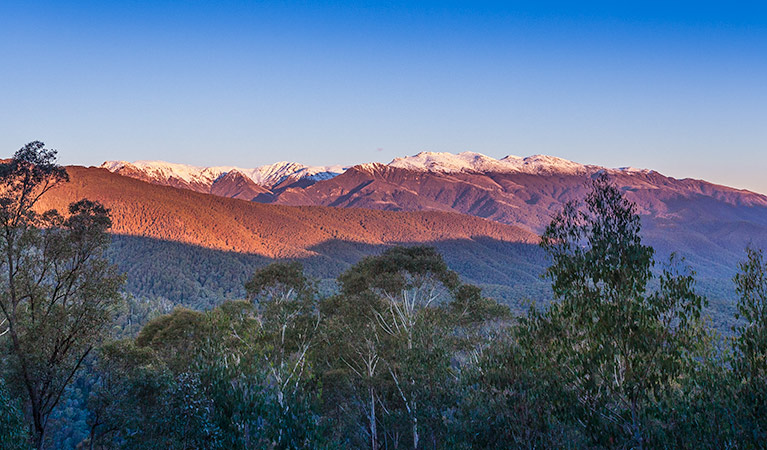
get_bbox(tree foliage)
[319,246,509,449]
[731,246,767,442]
[87,263,328,449]
[533,173,707,448]
[0,142,124,449]
[0,376,29,449]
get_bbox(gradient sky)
[1,1,766,193]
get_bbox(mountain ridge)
[102,159,349,192]
[36,165,548,310]
[97,152,767,281]
[101,151,766,206]
[93,152,767,311]
[38,166,538,259]
[30,161,767,325]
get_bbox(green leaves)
[0,377,29,449]
[535,172,707,448]
[731,247,767,442]
[318,246,510,449]
[0,142,124,449]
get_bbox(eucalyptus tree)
[245,261,324,447]
[732,247,767,442]
[0,142,124,449]
[245,262,320,412]
[328,246,506,449]
[320,289,385,449]
[534,172,706,448]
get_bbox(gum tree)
[535,173,705,448]
[732,247,767,441]
[0,142,124,449]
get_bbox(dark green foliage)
[338,246,460,296]
[105,235,553,312]
[320,246,510,449]
[534,173,708,448]
[451,333,581,449]
[0,142,124,449]
[733,247,767,380]
[88,263,329,449]
[0,377,29,449]
[31,240,767,449]
[731,247,767,443]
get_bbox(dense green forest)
[104,235,552,315]
[104,229,739,331]
[2,143,767,449]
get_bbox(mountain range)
[41,165,538,258]
[101,152,767,269]
[37,165,548,311]
[34,151,767,325]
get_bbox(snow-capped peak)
[388,151,511,173]
[235,161,349,187]
[102,152,651,190]
[100,160,131,171]
[100,160,349,188]
[498,154,590,174]
[387,151,590,175]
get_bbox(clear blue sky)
[1,1,766,193]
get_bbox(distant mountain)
[99,152,629,202]
[387,151,597,175]
[101,159,348,195]
[269,156,766,231]
[40,166,537,258]
[209,169,270,200]
[267,155,767,303]
[104,153,767,229]
[38,165,546,310]
[101,151,767,320]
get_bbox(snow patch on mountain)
[239,162,348,187]
[388,151,594,175]
[103,152,653,189]
[101,160,348,188]
[386,151,653,175]
[103,160,233,185]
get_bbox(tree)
[534,172,706,448]
[86,339,173,449]
[242,262,332,449]
[732,246,767,442]
[319,281,388,449]
[245,262,321,421]
[91,294,329,449]
[0,142,124,449]
[451,331,579,449]
[326,246,506,449]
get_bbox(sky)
[1,1,766,193]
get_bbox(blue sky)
[1,1,766,192]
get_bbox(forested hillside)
[3,144,766,450]
[36,165,550,311]
[106,235,550,312]
[37,166,537,257]
[35,165,747,329]
[99,155,767,324]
